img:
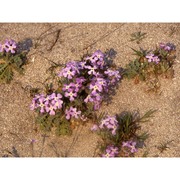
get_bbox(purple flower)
[160,43,175,51]
[50,93,62,100]
[69,82,82,92]
[65,107,81,120]
[65,90,77,101]
[34,94,45,100]
[153,56,160,64]
[122,141,131,148]
[78,61,87,69]
[45,103,56,115]
[102,152,114,158]
[4,39,17,54]
[85,65,97,75]
[30,94,46,112]
[89,82,103,93]
[102,145,119,158]
[85,55,96,63]
[104,69,121,84]
[65,107,74,120]
[44,94,52,103]
[91,92,102,101]
[91,50,105,67]
[31,93,64,115]
[99,115,118,135]
[96,78,107,87]
[145,54,155,62]
[30,139,37,143]
[109,146,119,155]
[93,101,101,110]
[84,94,94,103]
[48,93,63,109]
[122,140,138,153]
[52,99,63,109]
[66,61,79,71]
[71,107,81,119]
[62,84,72,92]
[92,50,104,58]
[58,67,76,79]
[146,54,160,64]
[37,97,46,113]
[58,60,81,79]
[75,77,86,84]
[91,124,99,131]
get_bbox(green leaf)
[139,109,157,122]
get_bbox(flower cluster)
[58,50,121,111]
[30,93,63,115]
[0,39,17,54]
[146,54,160,64]
[31,50,121,124]
[122,140,138,153]
[102,145,119,158]
[145,42,176,65]
[65,107,81,120]
[159,42,175,51]
[99,115,119,135]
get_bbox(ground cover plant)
[29,42,176,157]
[123,43,176,92]
[91,109,156,157]
[0,39,29,83]
[30,50,121,136]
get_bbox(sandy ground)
[0,23,179,157]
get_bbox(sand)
[0,23,179,157]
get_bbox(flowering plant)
[91,110,156,157]
[30,50,121,135]
[124,43,176,92]
[0,39,28,83]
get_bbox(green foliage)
[0,51,27,84]
[157,140,173,153]
[2,146,20,157]
[123,46,176,92]
[130,31,147,44]
[116,110,154,142]
[36,112,72,136]
[98,110,156,149]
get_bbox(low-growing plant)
[30,50,122,135]
[123,43,176,92]
[2,146,20,157]
[0,39,29,83]
[91,109,156,157]
[156,140,173,153]
[130,31,147,44]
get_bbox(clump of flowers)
[122,140,138,156]
[99,116,119,135]
[102,145,119,158]
[0,39,17,54]
[159,42,176,51]
[0,39,28,83]
[124,42,176,92]
[58,50,121,112]
[30,93,63,115]
[92,110,156,157]
[30,50,121,135]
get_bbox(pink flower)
[65,90,77,101]
[65,107,81,120]
[91,124,99,131]
[45,104,56,115]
